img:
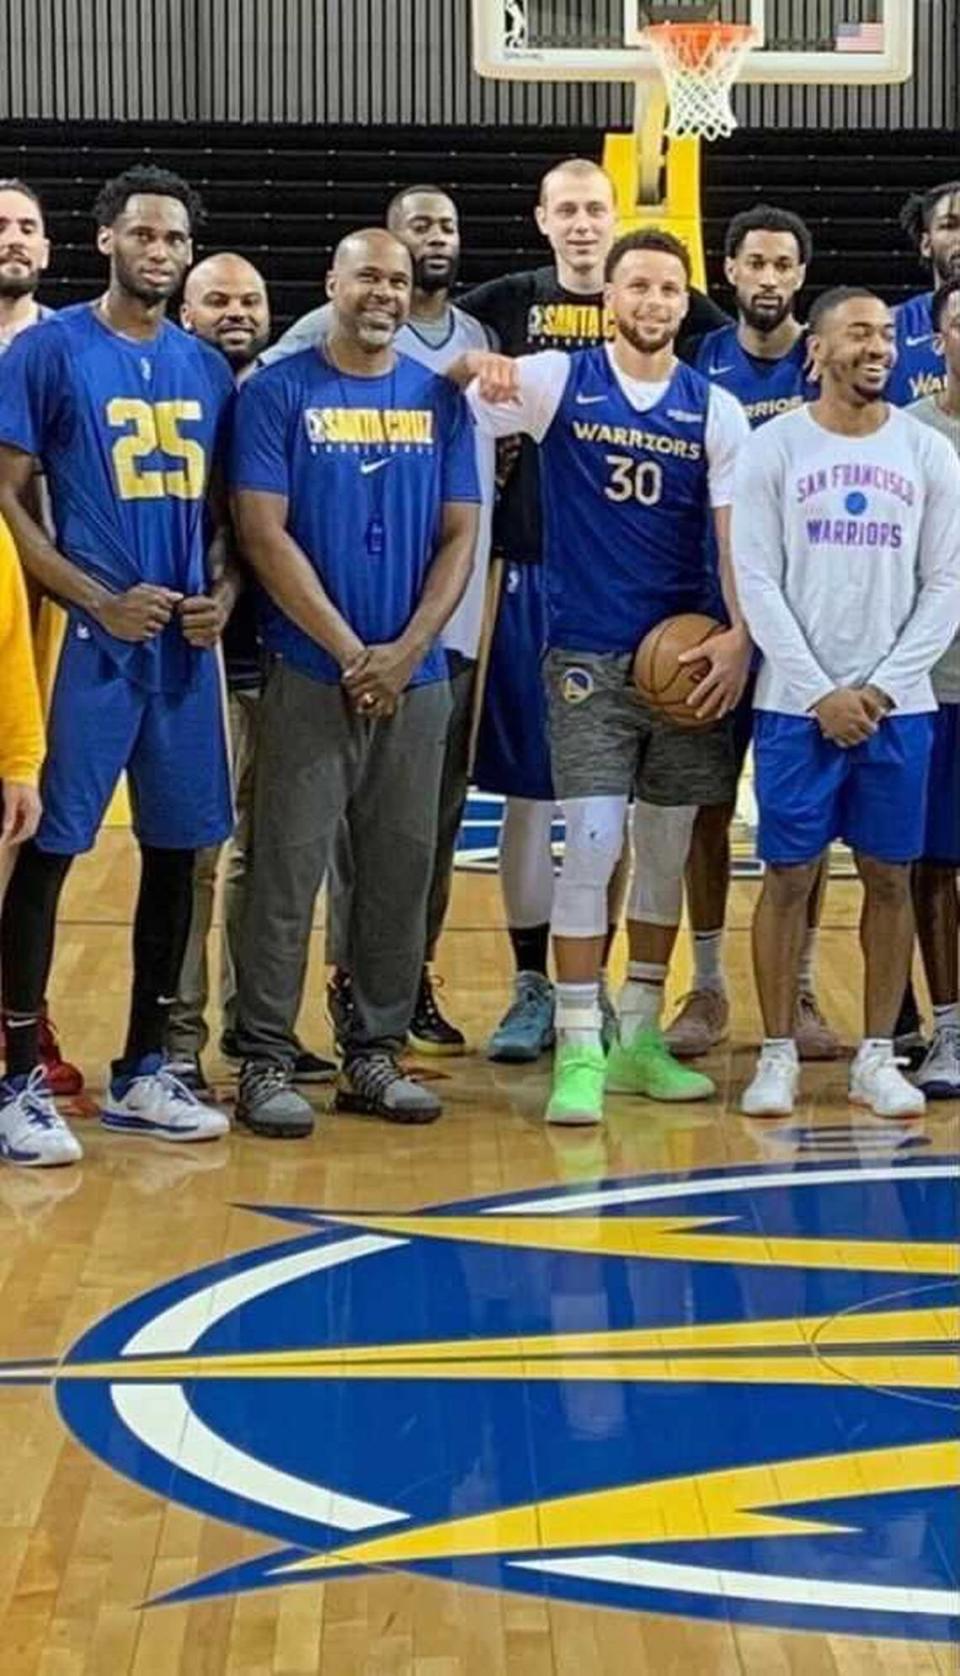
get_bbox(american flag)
[835,20,886,52]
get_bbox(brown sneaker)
[795,992,843,1061]
[664,989,729,1059]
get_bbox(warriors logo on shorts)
[560,666,595,705]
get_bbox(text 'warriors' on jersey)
[694,324,816,429]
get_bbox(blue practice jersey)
[888,292,945,406]
[539,348,715,655]
[229,347,480,685]
[0,303,234,691]
[694,324,816,429]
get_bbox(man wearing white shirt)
[452,228,751,1128]
[264,187,495,1055]
[733,286,960,1120]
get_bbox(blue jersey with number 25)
[0,302,234,689]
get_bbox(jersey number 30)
[108,398,206,500]
[603,454,663,506]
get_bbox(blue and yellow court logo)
[2,1162,957,1639]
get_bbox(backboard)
[473,0,914,85]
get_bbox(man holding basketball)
[451,228,750,1127]
[733,286,960,1119]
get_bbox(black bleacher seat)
[0,120,955,330]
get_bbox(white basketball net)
[641,23,758,142]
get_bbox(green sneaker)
[606,1026,715,1102]
[545,1042,606,1127]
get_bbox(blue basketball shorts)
[753,710,935,866]
[472,560,554,802]
[36,621,234,856]
[922,702,960,865]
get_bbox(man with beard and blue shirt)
[0,164,235,1167]
[263,186,495,1060]
[453,229,751,1130]
[670,204,840,1065]
[229,228,479,1136]
[888,181,960,409]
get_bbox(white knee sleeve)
[553,796,629,938]
[500,797,557,927]
[628,801,697,927]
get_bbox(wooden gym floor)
[0,829,956,1675]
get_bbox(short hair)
[932,276,960,335]
[899,181,960,250]
[0,178,44,216]
[807,285,883,334]
[385,184,453,228]
[724,203,812,266]
[539,156,614,207]
[92,164,205,232]
[605,227,691,285]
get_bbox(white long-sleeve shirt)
[732,404,960,715]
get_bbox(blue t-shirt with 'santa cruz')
[229,346,480,685]
[0,302,234,692]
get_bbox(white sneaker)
[914,1024,960,1100]
[741,1044,800,1117]
[0,1069,83,1167]
[101,1056,229,1142]
[850,1044,926,1119]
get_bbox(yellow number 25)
[108,398,206,501]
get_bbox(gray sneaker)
[236,1062,315,1138]
[487,972,555,1063]
[334,1051,442,1124]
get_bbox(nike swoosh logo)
[575,393,607,405]
[709,364,735,376]
[904,334,932,348]
[360,458,394,474]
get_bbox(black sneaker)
[236,1061,315,1139]
[408,968,466,1057]
[334,1050,442,1124]
[327,968,357,1047]
[291,1047,337,1085]
[219,1029,241,1062]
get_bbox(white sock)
[932,1002,960,1030]
[692,929,725,995]
[858,1037,894,1061]
[618,960,665,1046]
[797,928,818,994]
[762,1037,798,1059]
[555,981,602,1049]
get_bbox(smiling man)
[229,228,480,1135]
[0,178,51,347]
[733,287,960,1120]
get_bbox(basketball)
[632,612,725,727]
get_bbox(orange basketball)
[632,613,725,730]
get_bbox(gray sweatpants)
[167,686,259,1057]
[235,661,451,1062]
[326,653,476,967]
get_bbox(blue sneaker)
[487,973,555,1063]
[102,1053,229,1142]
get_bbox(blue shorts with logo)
[473,560,554,802]
[922,702,960,865]
[754,710,935,866]
[37,621,234,856]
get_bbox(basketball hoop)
[640,21,759,142]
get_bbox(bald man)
[228,229,480,1134]
[168,254,334,1092]
[181,252,270,376]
